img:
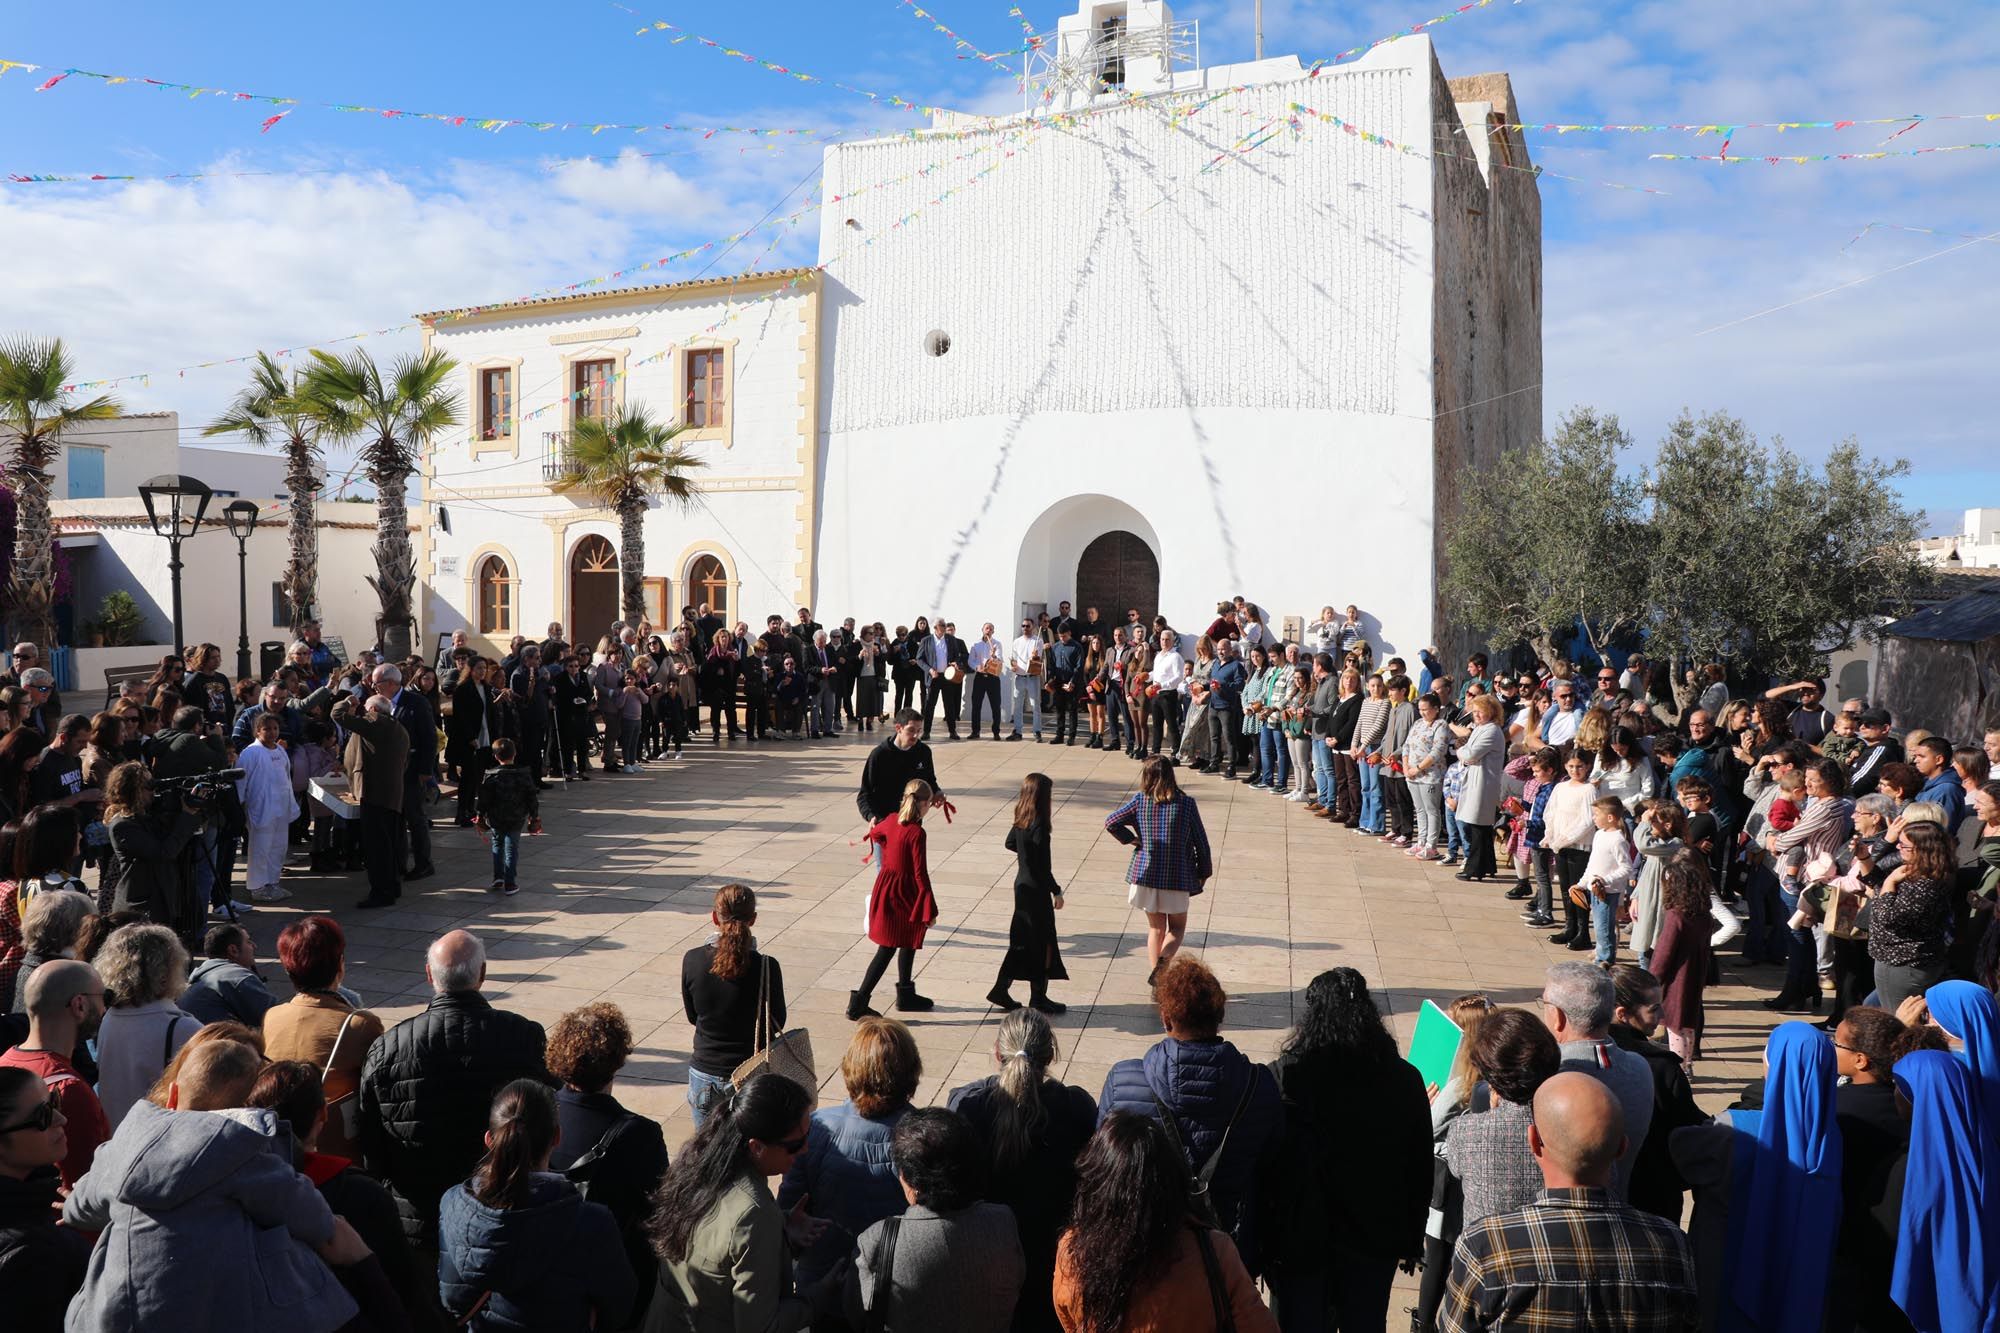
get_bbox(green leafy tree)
[203,352,340,634]
[549,404,704,622]
[0,337,120,646]
[1442,408,1650,664]
[1649,412,1922,679]
[303,347,460,661]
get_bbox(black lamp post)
[222,500,260,679]
[136,475,212,656]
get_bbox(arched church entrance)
[1076,530,1159,630]
[1013,495,1164,630]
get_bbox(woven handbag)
[731,956,816,1090]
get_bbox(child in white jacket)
[1580,795,1636,967]
[236,713,299,903]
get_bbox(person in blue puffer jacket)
[439,1079,636,1332]
[1096,956,1283,1276]
[777,1016,921,1285]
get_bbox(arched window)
[688,554,729,616]
[476,555,514,635]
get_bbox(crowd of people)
[0,592,1997,1332]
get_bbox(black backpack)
[1150,1070,1259,1231]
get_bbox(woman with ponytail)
[438,1078,637,1332]
[646,1072,834,1332]
[681,884,787,1126]
[948,1008,1098,1333]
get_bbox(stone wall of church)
[1429,64,1543,661]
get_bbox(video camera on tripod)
[153,766,247,808]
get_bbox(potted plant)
[98,590,142,647]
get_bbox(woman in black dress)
[988,772,1067,1014]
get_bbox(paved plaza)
[243,730,1793,1143]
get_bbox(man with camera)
[146,707,233,921]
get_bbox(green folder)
[1408,999,1464,1097]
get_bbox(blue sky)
[1,0,1994,529]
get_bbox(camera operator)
[144,706,235,918]
[100,761,208,949]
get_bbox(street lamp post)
[136,475,213,657]
[222,500,260,679]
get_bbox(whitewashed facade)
[415,0,1540,658]
[416,270,821,656]
[815,1,1540,655]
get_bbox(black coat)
[390,689,438,780]
[998,821,1066,983]
[552,669,595,727]
[946,1076,1097,1333]
[445,680,494,766]
[552,1087,671,1329]
[357,991,554,1246]
[697,653,738,706]
[1608,1024,1706,1223]
[1265,1045,1431,1269]
[0,1168,90,1333]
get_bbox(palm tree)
[302,347,459,661]
[550,404,704,622]
[203,352,339,634]
[0,337,120,647]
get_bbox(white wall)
[180,446,290,500]
[52,413,181,501]
[814,39,1443,652]
[58,503,385,663]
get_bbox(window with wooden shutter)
[684,348,727,430]
[573,359,614,424]
[478,368,513,440]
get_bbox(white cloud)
[545,150,722,215]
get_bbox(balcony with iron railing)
[542,430,579,482]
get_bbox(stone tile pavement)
[239,731,1794,1148]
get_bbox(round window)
[923,329,952,358]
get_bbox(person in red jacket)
[849,780,940,1021]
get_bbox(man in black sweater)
[857,710,945,823]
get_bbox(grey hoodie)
[180,956,280,1027]
[62,1102,358,1333]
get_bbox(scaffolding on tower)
[1019,13,1199,112]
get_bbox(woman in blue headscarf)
[1671,1021,1842,1333]
[1891,1049,2000,1333]
[1924,980,2000,1128]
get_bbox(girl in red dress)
[848,779,941,1020]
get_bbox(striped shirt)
[1441,1188,1700,1333]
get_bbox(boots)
[985,983,1021,1012]
[894,982,935,1013]
[846,990,879,1021]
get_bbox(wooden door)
[1075,531,1158,630]
[569,535,620,644]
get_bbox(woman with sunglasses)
[0,1063,92,1331]
[645,1072,835,1331]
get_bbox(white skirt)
[1128,883,1191,916]
[246,818,290,891]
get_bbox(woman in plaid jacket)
[1106,757,1213,985]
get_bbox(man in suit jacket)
[445,659,495,828]
[808,631,842,739]
[550,653,596,781]
[919,621,970,741]
[373,664,438,882]
[335,693,410,909]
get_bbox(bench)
[102,664,158,706]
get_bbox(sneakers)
[502,882,520,896]
[622,764,641,774]
[1521,912,1555,928]
[249,884,291,903]
[490,879,505,893]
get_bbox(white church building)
[418,0,1540,658]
